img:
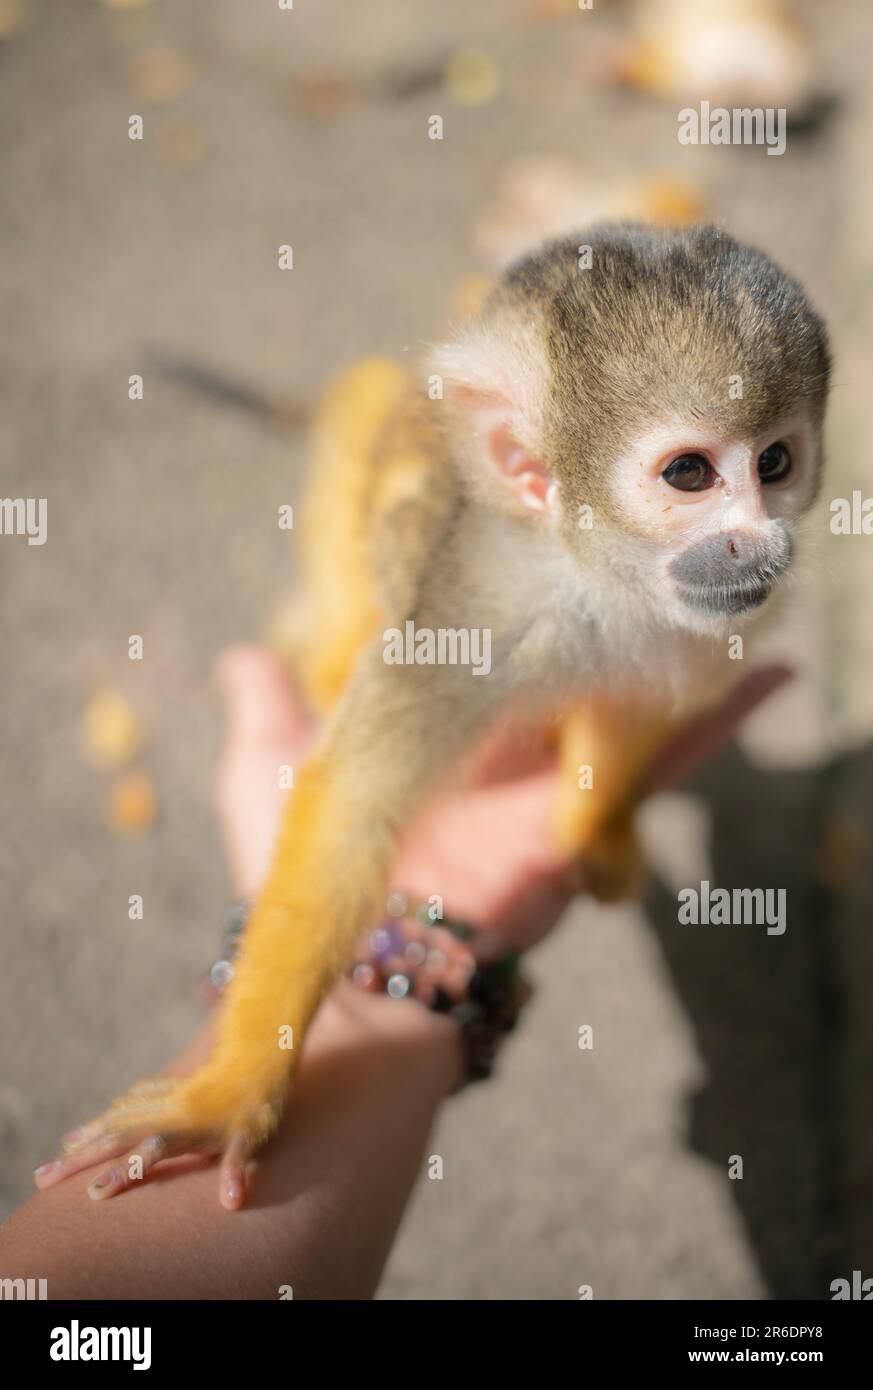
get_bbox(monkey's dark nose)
[669,529,793,615]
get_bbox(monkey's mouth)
[676,580,774,617]
[669,530,792,620]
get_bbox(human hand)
[214,648,792,956]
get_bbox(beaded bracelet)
[204,897,533,1089]
[349,900,533,1086]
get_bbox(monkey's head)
[435,224,830,636]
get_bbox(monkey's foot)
[575,819,647,904]
[33,1066,286,1210]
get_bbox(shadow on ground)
[645,743,872,1299]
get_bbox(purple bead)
[370,923,406,962]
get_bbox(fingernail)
[88,1169,117,1199]
[34,1159,60,1180]
[223,1173,242,1208]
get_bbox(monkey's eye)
[758,441,792,484]
[661,453,716,493]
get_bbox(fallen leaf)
[82,687,144,769]
[291,73,359,118]
[0,0,27,41]
[474,158,707,269]
[104,769,158,836]
[127,47,193,105]
[445,47,502,107]
[618,0,815,111]
[525,0,584,19]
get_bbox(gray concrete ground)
[1,0,872,1299]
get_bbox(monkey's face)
[436,225,830,638]
[608,409,823,634]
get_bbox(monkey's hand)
[35,1050,292,1209]
[555,698,671,903]
[37,737,394,1209]
[568,810,648,904]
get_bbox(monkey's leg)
[555,695,675,902]
[59,651,494,1199]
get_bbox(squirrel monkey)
[48,225,829,1206]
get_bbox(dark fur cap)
[496,223,830,503]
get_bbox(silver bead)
[210,959,234,990]
[386,973,412,1000]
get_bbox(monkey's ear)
[484,416,554,512]
[432,330,557,515]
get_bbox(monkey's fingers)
[34,1134,136,1191]
[34,1062,284,1208]
[55,1125,258,1210]
[85,1134,198,1202]
[56,1075,180,1155]
[219,1130,254,1211]
[33,1074,223,1196]
[35,1120,223,1198]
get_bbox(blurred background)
[1,0,873,1299]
